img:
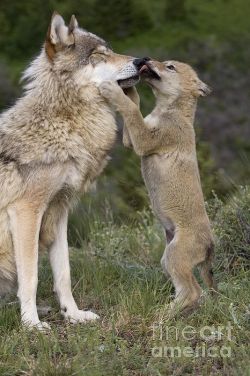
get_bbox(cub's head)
[44,12,140,88]
[136,58,211,99]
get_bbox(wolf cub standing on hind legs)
[99,58,217,314]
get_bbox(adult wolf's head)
[44,13,140,88]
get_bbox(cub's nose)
[133,57,151,69]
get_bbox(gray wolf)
[0,12,141,330]
[99,59,217,315]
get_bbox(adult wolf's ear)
[45,12,78,60]
[68,15,78,33]
[49,12,77,46]
[197,80,212,97]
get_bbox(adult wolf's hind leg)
[0,210,17,295]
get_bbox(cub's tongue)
[139,65,149,74]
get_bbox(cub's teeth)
[139,65,149,74]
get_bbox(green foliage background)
[0,0,250,222]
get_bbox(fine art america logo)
[151,322,233,358]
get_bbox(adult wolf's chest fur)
[0,102,117,194]
[64,109,117,191]
[42,108,117,192]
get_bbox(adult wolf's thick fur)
[99,60,217,315]
[0,13,140,329]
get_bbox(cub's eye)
[166,64,176,71]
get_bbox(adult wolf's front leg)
[48,206,99,323]
[8,200,49,330]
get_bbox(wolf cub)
[99,59,217,314]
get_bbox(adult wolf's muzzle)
[116,57,152,88]
[117,62,140,88]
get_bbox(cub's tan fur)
[99,60,217,313]
[0,13,140,329]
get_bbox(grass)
[0,191,249,375]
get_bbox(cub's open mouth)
[117,75,140,88]
[139,64,161,80]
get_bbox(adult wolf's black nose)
[133,57,151,69]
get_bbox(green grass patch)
[0,188,249,375]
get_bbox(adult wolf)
[0,12,141,330]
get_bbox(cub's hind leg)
[198,242,217,293]
[161,229,204,313]
[160,222,175,278]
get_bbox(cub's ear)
[198,79,212,97]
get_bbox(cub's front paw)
[62,309,100,324]
[99,81,122,103]
[124,86,140,106]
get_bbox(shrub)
[0,62,18,110]
[208,186,250,272]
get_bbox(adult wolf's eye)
[91,50,108,57]
[167,64,176,71]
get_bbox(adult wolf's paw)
[99,81,123,104]
[35,321,51,331]
[62,309,100,324]
[22,320,51,332]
